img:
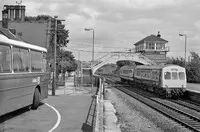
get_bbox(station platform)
[47,77,97,132]
[187,83,200,93]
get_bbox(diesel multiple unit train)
[119,64,187,98]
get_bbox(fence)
[74,74,98,87]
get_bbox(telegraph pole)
[46,16,65,96]
[52,16,58,96]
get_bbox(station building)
[133,32,169,64]
[1,4,50,49]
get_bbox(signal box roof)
[134,34,168,46]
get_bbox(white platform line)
[45,103,61,132]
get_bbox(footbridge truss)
[92,52,157,75]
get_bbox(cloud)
[48,3,58,11]
[1,0,200,61]
[23,1,43,16]
[80,7,101,19]
[98,0,179,10]
[194,20,200,29]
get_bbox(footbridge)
[92,52,157,75]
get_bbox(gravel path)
[104,85,192,132]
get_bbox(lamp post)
[85,28,94,91]
[179,34,187,67]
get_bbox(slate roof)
[0,27,24,42]
[134,34,168,45]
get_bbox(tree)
[57,49,77,74]
[186,52,200,83]
[25,15,76,76]
[116,60,135,67]
[167,57,185,67]
[167,52,200,83]
[115,60,135,72]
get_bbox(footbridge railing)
[92,52,157,75]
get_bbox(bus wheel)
[32,88,40,110]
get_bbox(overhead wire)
[69,42,132,49]
[67,48,116,53]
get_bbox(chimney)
[157,31,161,38]
[15,5,20,20]
[10,5,15,21]
[20,6,25,21]
[2,7,8,28]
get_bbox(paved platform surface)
[187,83,200,93]
[47,77,97,132]
[0,77,97,132]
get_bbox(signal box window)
[13,47,29,72]
[179,72,185,80]
[0,44,11,73]
[164,72,171,80]
[31,51,42,72]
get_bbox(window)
[82,69,91,75]
[172,72,178,80]
[150,42,155,49]
[13,47,29,72]
[152,70,160,80]
[123,70,132,74]
[164,72,171,80]
[179,72,185,80]
[31,50,42,72]
[43,53,47,72]
[146,42,155,50]
[156,43,165,50]
[0,44,11,73]
[136,70,140,76]
[156,43,161,50]
[161,44,165,50]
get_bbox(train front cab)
[161,65,187,97]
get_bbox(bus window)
[164,72,171,80]
[13,47,29,72]
[172,72,178,80]
[0,44,11,73]
[31,50,42,72]
[42,53,47,72]
[179,72,185,80]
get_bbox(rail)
[94,77,104,132]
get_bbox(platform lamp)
[85,28,94,91]
[179,33,187,68]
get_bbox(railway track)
[105,77,200,132]
[170,99,200,113]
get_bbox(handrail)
[94,77,104,132]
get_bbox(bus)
[0,34,49,116]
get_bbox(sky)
[1,0,200,61]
